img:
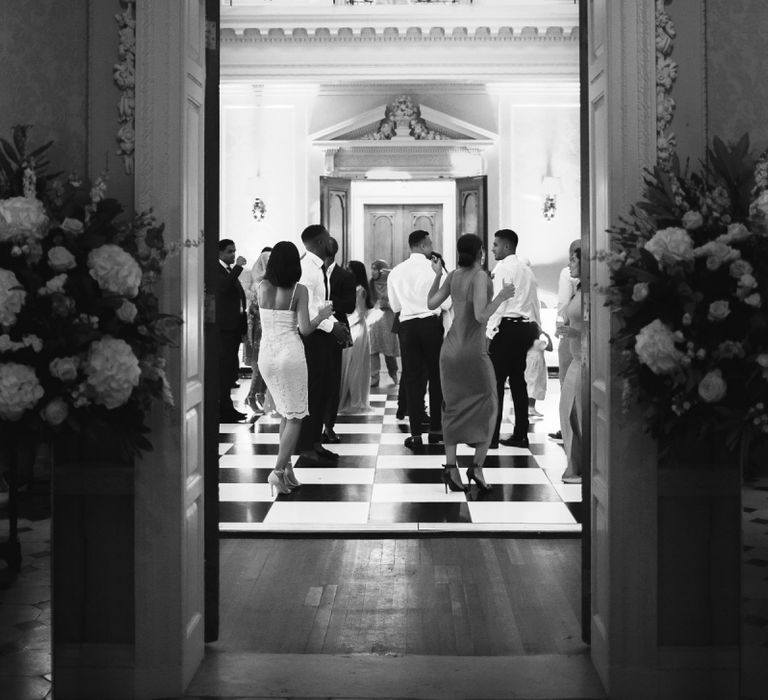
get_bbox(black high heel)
[466,465,492,491]
[442,465,467,493]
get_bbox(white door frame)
[133,0,206,695]
[130,1,666,696]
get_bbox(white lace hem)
[276,409,309,420]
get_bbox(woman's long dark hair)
[457,233,482,267]
[348,260,373,308]
[265,241,302,288]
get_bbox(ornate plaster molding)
[656,0,677,169]
[114,1,136,175]
[220,25,579,43]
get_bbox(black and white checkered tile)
[218,380,581,533]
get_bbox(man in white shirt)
[388,230,449,448]
[297,224,352,464]
[486,229,541,449]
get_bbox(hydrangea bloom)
[84,336,141,409]
[0,362,44,420]
[88,244,142,298]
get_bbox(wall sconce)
[541,176,562,221]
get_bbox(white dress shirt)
[300,249,333,333]
[387,253,450,322]
[486,254,540,339]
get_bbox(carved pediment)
[310,95,496,143]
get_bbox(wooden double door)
[364,204,442,268]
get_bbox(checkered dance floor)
[218,380,582,534]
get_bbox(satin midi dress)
[439,268,498,445]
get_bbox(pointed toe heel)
[268,470,292,496]
[441,465,467,493]
[466,465,492,491]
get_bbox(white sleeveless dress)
[257,284,308,420]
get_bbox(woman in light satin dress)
[427,234,516,493]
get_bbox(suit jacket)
[328,264,356,328]
[216,263,247,334]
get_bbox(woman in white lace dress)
[258,242,334,494]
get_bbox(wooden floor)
[217,537,585,656]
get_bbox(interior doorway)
[364,203,443,268]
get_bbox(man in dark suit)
[217,238,247,422]
[322,237,356,443]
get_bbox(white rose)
[87,244,142,298]
[41,397,69,426]
[47,246,76,272]
[738,273,757,290]
[717,222,751,244]
[0,197,48,242]
[729,259,753,278]
[634,319,684,375]
[49,356,80,383]
[695,241,741,270]
[116,300,138,323]
[681,210,704,230]
[698,369,727,403]
[644,227,694,268]
[751,190,768,219]
[744,293,762,308]
[0,268,27,327]
[22,335,43,352]
[60,217,84,234]
[707,300,731,321]
[0,362,44,420]
[84,336,141,409]
[632,282,649,302]
[39,273,68,295]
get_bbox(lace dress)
[257,284,308,420]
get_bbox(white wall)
[221,84,580,302]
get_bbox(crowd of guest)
[216,225,583,490]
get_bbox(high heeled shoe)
[441,465,467,493]
[283,462,302,489]
[267,470,292,496]
[466,464,492,491]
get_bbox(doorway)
[364,203,443,268]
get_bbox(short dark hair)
[301,224,328,243]
[408,230,430,248]
[261,246,272,253]
[457,234,482,267]
[494,229,518,249]
[327,237,339,257]
[218,238,234,252]
[265,241,302,288]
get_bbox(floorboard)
[215,537,585,657]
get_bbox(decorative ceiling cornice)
[220,25,578,43]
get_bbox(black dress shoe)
[428,433,443,444]
[404,435,423,449]
[322,429,341,444]
[499,435,530,449]
[220,409,246,422]
[315,445,339,460]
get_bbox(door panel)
[363,204,442,269]
[320,176,351,259]
[455,176,487,264]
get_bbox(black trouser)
[324,342,344,431]
[489,319,538,442]
[398,315,443,436]
[299,330,337,450]
[218,329,241,412]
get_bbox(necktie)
[226,264,232,273]
[322,265,329,300]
